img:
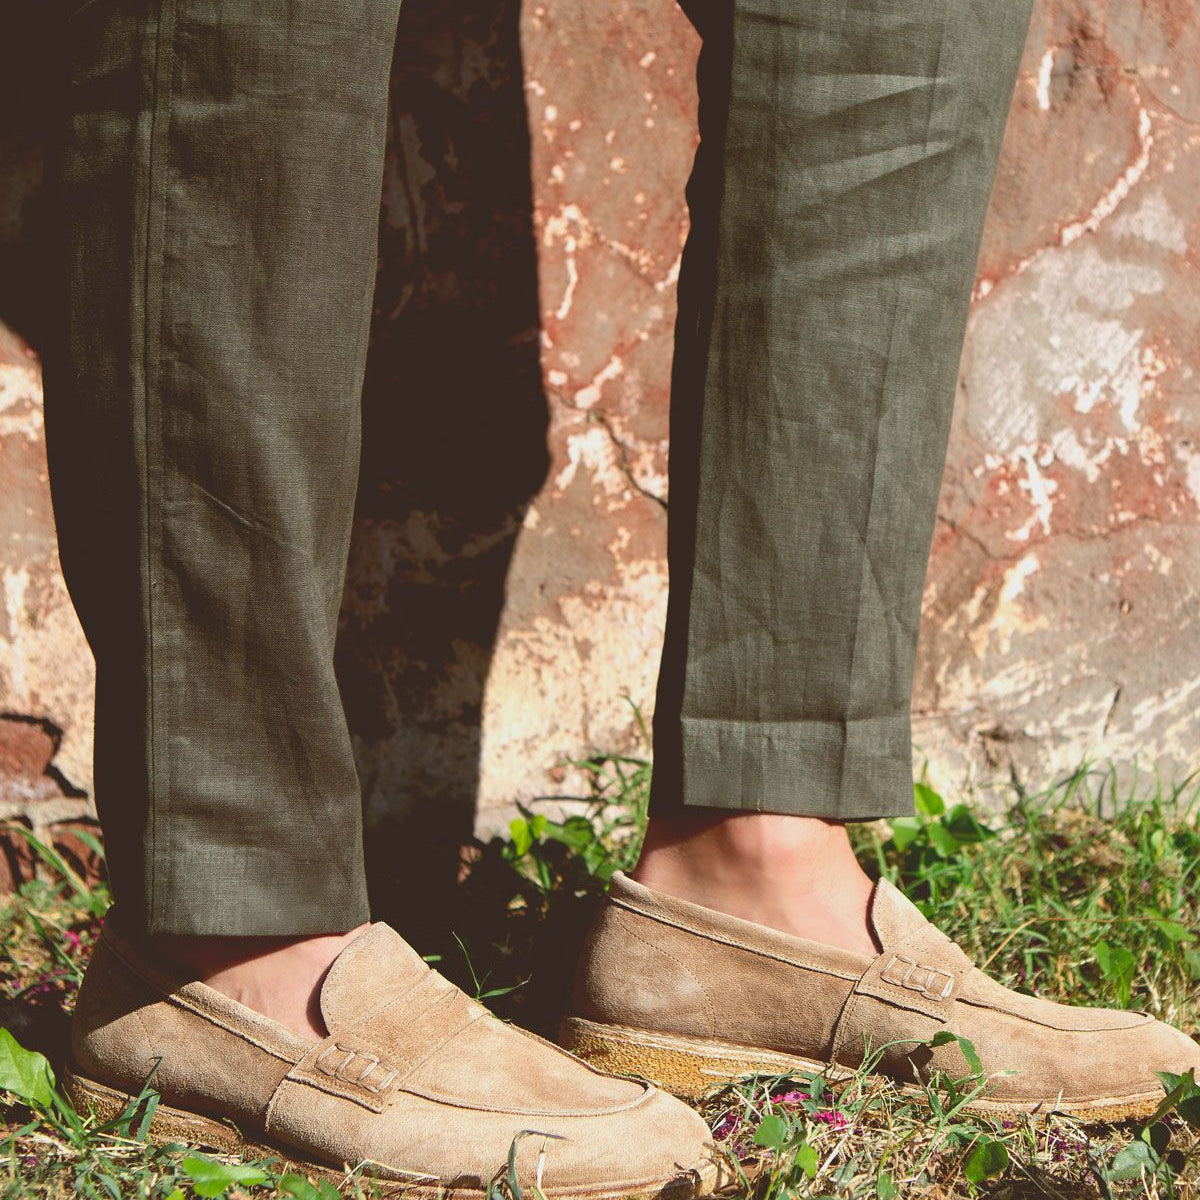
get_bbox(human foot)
[632,812,878,957]
[70,919,725,1196]
[563,873,1200,1121]
[155,927,369,1039]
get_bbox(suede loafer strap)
[281,1030,407,1114]
[830,923,973,1062]
[273,975,486,1115]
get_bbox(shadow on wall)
[335,0,551,949]
[0,3,551,950]
[0,10,56,350]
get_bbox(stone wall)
[2,0,1198,887]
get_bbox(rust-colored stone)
[0,715,55,783]
[0,818,105,895]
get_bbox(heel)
[62,1065,259,1157]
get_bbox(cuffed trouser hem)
[143,842,371,938]
[664,715,915,821]
[648,0,1034,821]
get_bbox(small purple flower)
[712,1112,741,1141]
[814,1109,849,1130]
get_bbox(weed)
[2,758,1199,1197]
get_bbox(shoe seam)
[380,1009,488,1102]
[391,1014,656,1117]
[986,1086,1165,1105]
[517,1025,658,1093]
[608,897,861,981]
[101,928,176,999]
[830,990,865,1065]
[333,967,443,1035]
[620,916,720,1040]
[98,1076,709,1199]
[162,993,300,1064]
[391,1079,656,1118]
[101,930,307,1063]
[956,995,1154,1031]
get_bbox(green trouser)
[46,0,1033,935]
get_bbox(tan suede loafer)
[561,873,1200,1122]
[66,920,726,1197]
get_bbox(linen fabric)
[47,0,1032,933]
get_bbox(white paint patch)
[972,100,1156,305]
[555,248,579,321]
[965,552,1047,659]
[1001,552,1039,602]
[572,354,625,409]
[554,424,629,498]
[476,557,668,825]
[1179,445,1200,507]
[1008,448,1058,541]
[965,242,1164,456]
[1061,108,1154,247]
[0,364,44,441]
[1048,426,1097,479]
[1035,48,1055,111]
[2,566,30,696]
[542,204,591,321]
[1109,190,1189,253]
[1064,322,1145,431]
[1144,543,1173,575]
[655,253,682,293]
[0,560,95,794]
[1128,673,1200,737]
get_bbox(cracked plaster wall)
[1,0,1199,882]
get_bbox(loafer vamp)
[854,967,1194,1103]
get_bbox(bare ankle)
[154,925,369,1041]
[631,811,878,957]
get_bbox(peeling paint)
[1035,48,1055,111]
[1061,108,1154,247]
[0,364,43,441]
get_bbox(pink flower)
[813,1109,849,1129]
[775,1090,810,1106]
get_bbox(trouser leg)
[44,0,401,934]
[652,0,1034,818]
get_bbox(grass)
[2,752,1200,1199]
